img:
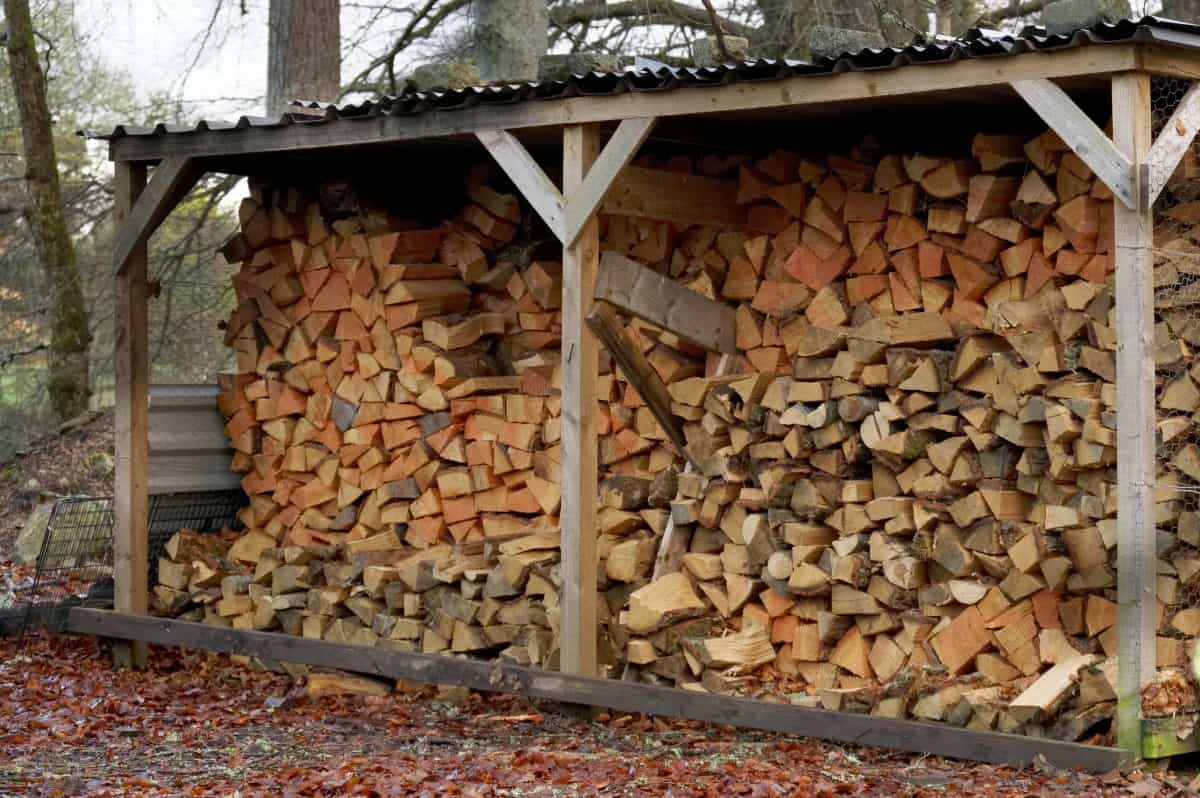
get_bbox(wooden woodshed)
[71,15,1200,770]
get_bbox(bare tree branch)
[974,0,1052,26]
[549,1,758,41]
[699,0,732,59]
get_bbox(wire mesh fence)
[3,489,245,637]
[1150,76,1200,676]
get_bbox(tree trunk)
[1163,0,1200,21]
[4,0,91,421]
[267,0,341,116]
[474,0,548,83]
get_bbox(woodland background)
[0,0,1183,464]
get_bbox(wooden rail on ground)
[69,608,1122,772]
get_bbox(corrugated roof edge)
[81,15,1200,142]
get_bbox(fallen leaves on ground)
[0,633,1173,796]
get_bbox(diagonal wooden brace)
[1146,80,1200,204]
[586,300,695,467]
[476,117,657,245]
[113,156,202,275]
[1013,77,1200,210]
[1011,79,1136,208]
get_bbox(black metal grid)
[147,489,244,583]
[3,489,245,637]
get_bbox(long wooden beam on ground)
[112,161,150,669]
[108,45,1157,163]
[595,252,737,354]
[67,608,1123,772]
[586,300,692,465]
[1111,72,1157,764]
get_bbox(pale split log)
[1010,79,1136,209]
[595,251,737,354]
[586,300,693,465]
[559,123,600,678]
[621,352,736,682]
[113,161,150,668]
[1112,72,1156,763]
[1146,80,1200,204]
[114,156,201,275]
[476,129,566,241]
[562,117,657,245]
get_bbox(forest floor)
[0,410,114,555]
[0,633,1186,797]
[0,419,1192,796]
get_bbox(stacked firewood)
[151,124,1200,742]
[611,132,1158,741]
[153,174,695,668]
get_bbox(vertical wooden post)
[559,123,600,677]
[113,160,149,669]
[1112,72,1154,761]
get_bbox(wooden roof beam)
[109,44,1149,164]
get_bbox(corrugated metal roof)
[86,16,1200,141]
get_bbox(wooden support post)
[112,160,150,669]
[559,123,600,678]
[1112,72,1155,762]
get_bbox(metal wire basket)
[3,489,244,637]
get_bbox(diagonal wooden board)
[586,300,693,467]
[594,252,737,355]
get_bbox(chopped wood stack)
[157,174,693,669]
[610,131,1160,742]
[152,124,1197,744]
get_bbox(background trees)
[0,0,1181,463]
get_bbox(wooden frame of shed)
[81,26,1200,769]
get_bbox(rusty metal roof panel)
[82,16,1200,142]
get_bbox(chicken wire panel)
[12,496,117,635]
[1150,76,1200,683]
[5,490,246,637]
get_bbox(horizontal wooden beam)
[1010,79,1136,209]
[586,300,693,466]
[595,252,737,354]
[114,156,200,275]
[603,166,744,229]
[67,609,1122,772]
[110,45,1144,164]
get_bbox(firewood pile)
[151,173,687,669]
[151,124,1200,742]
